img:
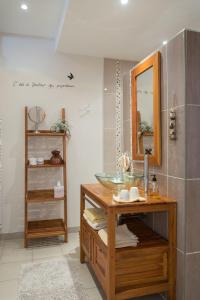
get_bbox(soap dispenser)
[150,175,159,196]
[54,181,64,198]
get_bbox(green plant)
[140,121,153,134]
[50,119,71,138]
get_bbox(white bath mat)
[17,257,90,300]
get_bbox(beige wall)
[0,35,104,233]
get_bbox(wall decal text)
[12,81,74,88]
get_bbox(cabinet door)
[82,221,91,260]
[92,238,107,289]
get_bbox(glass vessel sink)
[95,172,144,192]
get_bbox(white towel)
[83,213,106,230]
[98,224,139,248]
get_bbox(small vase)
[50,150,63,165]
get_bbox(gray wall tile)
[104,163,116,173]
[185,253,200,300]
[120,60,136,76]
[168,177,186,252]
[186,106,200,178]
[154,110,168,175]
[103,93,116,129]
[104,59,116,94]
[123,119,131,153]
[123,73,131,122]
[186,30,200,105]
[160,45,168,111]
[177,249,186,300]
[186,180,200,253]
[103,129,116,165]
[167,31,185,108]
[156,174,167,196]
[168,106,186,178]
[103,58,136,172]
[153,212,168,239]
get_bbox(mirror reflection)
[136,67,154,155]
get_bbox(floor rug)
[17,257,90,300]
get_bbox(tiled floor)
[0,233,164,300]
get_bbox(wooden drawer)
[82,221,91,260]
[116,246,168,289]
[92,238,107,290]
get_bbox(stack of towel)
[98,224,139,248]
[83,208,106,230]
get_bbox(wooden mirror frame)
[131,51,161,166]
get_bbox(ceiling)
[1,0,200,60]
[0,0,66,39]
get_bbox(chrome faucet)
[131,148,152,195]
[144,148,152,195]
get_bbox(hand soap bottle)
[150,175,159,196]
[54,181,64,198]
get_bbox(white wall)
[0,35,103,233]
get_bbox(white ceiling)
[57,0,200,60]
[0,0,66,38]
[1,0,200,60]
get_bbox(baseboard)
[68,226,80,233]
[0,232,23,240]
[0,226,80,240]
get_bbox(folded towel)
[83,213,106,231]
[98,224,139,248]
[84,208,106,223]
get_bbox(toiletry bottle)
[150,175,158,196]
[54,181,64,198]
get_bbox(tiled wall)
[130,31,186,300]
[103,59,136,173]
[121,30,200,300]
[184,30,200,300]
[153,30,200,300]
[103,30,200,299]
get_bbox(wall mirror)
[131,52,161,165]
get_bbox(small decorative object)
[79,104,91,117]
[169,108,176,140]
[50,150,63,165]
[54,181,64,198]
[118,152,131,173]
[28,106,46,133]
[50,120,71,138]
[37,157,44,165]
[29,157,37,166]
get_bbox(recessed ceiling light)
[104,88,108,91]
[121,0,129,5]
[21,3,28,10]
[163,40,168,45]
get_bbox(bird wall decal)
[67,72,74,80]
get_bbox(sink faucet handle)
[145,147,152,155]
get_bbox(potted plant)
[50,119,71,138]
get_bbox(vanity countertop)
[81,183,176,209]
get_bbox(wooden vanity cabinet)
[80,184,177,300]
[82,220,91,259]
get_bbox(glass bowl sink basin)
[95,172,144,192]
